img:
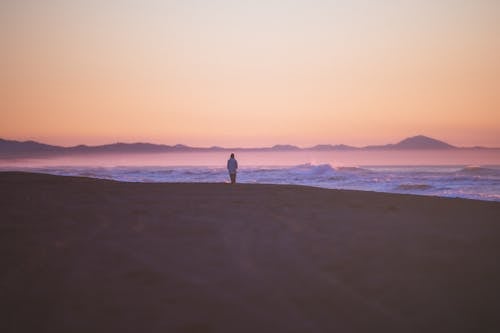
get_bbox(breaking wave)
[287,163,336,176]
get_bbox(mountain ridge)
[0,135,497,158]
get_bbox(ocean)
[1,150,500,202]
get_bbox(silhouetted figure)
[227,153,238,184]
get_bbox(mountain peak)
[395,135,455,149]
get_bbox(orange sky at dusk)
[1,0,499,147]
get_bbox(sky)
[1,0,499,147]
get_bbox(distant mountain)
[365,135,456,150]
[0,135,495,158]
[67,142,176,154]
[307,144,358,151]
[0,138,62,155]
[269,144,301,151]
[393,135,455,149]
[0,139,178,157]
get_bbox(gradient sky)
[1,0,499,147]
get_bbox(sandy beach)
[1,171,500,332]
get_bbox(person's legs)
[230,173,236,184]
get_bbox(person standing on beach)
[227,153,238,184]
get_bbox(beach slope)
[1,172,500,332]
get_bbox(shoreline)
[1,169,499,203]
[2,171,500,332]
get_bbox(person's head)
[230,153,235,158]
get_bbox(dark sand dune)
[1,172,500,332]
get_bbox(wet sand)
[1,171,500,332]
